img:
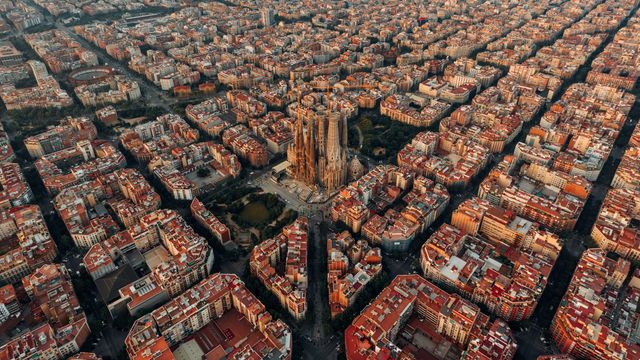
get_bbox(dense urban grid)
[0,0,639,359]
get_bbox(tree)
[250,232,259,245]
[113,312,135,331]
[59,235,74,251]
[197,167,211,177]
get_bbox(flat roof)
[144,246,171,270]
[272,160,291,173]
[173,339,204,360]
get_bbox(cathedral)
[287,111,348,192]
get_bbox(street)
[1,1,637,359]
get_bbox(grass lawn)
[238,201,270,226]
[355,111,426,162]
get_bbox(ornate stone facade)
[288,111,348,192]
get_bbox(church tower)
[288,99,348,192]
